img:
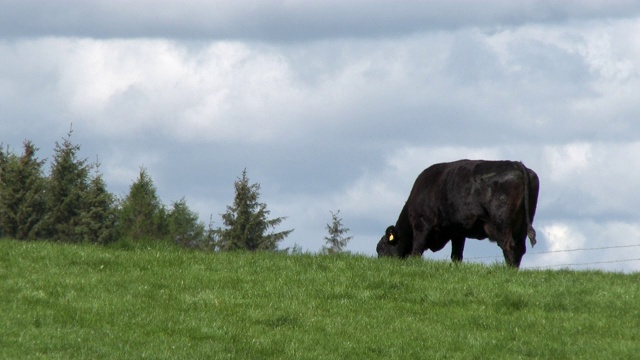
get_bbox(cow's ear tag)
[388,234,394,242]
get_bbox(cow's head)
[376,225,400,257]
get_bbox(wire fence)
[464,243,640,270]
[525,258,640,270]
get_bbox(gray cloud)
[2,1,640,41]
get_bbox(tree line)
[0,129,352,253]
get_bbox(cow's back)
[407,159,500,209]
[405,160,531,233]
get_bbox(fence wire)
[463,243,640,269]
[525,258,640,270]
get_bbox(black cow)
[376,160,539,268]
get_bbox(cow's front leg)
[411,237,427,256]
[497,230,524,269]
[411,218,430,256]
[450,236,466,262]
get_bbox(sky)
[2,0,640,272]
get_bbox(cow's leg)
[411,231,429,256]
[486,223,522,268]
[450,236,465,262]
[500,245,519,268]
[410,218,431,256]
[508,233,527,268]
[498,232,526,268]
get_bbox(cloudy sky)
[2,0,640,272]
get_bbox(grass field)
[1,239,639,359]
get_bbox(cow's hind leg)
[450,236,465,262]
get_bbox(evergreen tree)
[0,144,6,177]
[118,166,167,240]
[78,163,117,244]
[217,169,292,251]
[168,197,205,248]
[0,141,47,239]
[0,145,6,238]
[0,145,18,238]
[321,210,353,254]
[44,128,90,242]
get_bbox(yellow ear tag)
[389,234,394,241]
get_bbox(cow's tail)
[519,162,537,248]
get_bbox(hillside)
[1,240,639,359]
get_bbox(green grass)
[1,239,639,359]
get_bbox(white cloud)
[542,222,588,252]
[530,221,640,272]
[541,141,640,219]
[544,142,592,182]
[1,38,307,143]
[4,18,640,145]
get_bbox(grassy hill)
[1,240,639,359]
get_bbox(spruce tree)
[217,169,292,251]
[44,129,90,242]
[321,210,353,254]
[118,166,167,240]
[0,145,6,238]
[168,198,205,248]
[78,163,117,244]
[0,141,47,240]
[0,145,18,238]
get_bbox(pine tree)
[44,128,90,242]
[78,163,118,244]
[118,166,167,240]
[321,210,353,254]
[217,169,292,251]
[0,141,47,240]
